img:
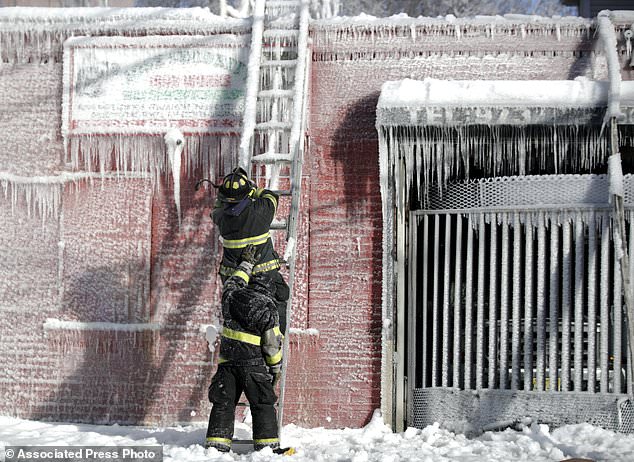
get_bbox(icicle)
[164,128,184,227]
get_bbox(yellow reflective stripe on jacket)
[233,269,250,283]
[221,232,270,249]
[254,259,281,273]
[273,326,282,337]
[217,356,228,364]
[219,259,280,277]
[265,349,283,366]
[221,327,261,346]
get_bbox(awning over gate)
[377,79,634,127]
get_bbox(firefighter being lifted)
[205,244,289,453]
[211,167,290,334]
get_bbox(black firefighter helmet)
[219,167,252,203]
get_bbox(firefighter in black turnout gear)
[205,245,283,452]
[212,167,290,333]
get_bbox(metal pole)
[610,118,634,396]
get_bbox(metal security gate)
[406,175,634,432]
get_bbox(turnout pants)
[206,364,279,452]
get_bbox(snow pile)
[1,411,634,461]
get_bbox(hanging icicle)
[164,128,185,226]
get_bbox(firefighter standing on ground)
[212,167,290,334]
[205,244,284,452]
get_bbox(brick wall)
[2,12,629,430]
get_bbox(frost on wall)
[0,22,252,221]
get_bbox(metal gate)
[407,174,634,432]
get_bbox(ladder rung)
[271,218,287,230]
[255,121,292,131]
[252,153,294,164]
[261,59,298,68]
[258,89,294,98]
[271,189,292,196]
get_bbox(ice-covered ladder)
[236,0,310,436]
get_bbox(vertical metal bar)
[561,220,572,391]
[587,216,597,393]
[394,159,408,431]
[500,218,510,389]
[574,217,585,391]
[421,215,429,389]
[465,215,475,389]
[476,214,486,389]
[511,213,522,390]
[442,214,452,387]
[536,214,546,391]
[524,215,534,391]
[549,220,560,391]
[614,247,623,394]
[453,215,463,388]
[489,214,498,389]
[600,218,610,394]
[629,210,634,395]
[431,214,441,386]
[407,215,419,423]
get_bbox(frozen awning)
[377,79,634,126]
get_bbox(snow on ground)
[1,411,634,462]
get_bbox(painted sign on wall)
[62,35,249,138]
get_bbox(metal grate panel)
[410,174,634,433]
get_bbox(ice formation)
[0,7,251,64]
[204,324,219,353]
[597,12,624,123]
[377,79,634,204]
[238,0,265,169]
[43,318,160,332]
[164,128,185,225]
[0,171,149,220]
[312,13,593,49]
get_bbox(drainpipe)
[598,11,634,396]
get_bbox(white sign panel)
[62,35,249,137]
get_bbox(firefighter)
[205,244,284,453]
[212,167,290,334]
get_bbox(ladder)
[237,0,310,436]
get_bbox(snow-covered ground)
[1,411,634,462]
